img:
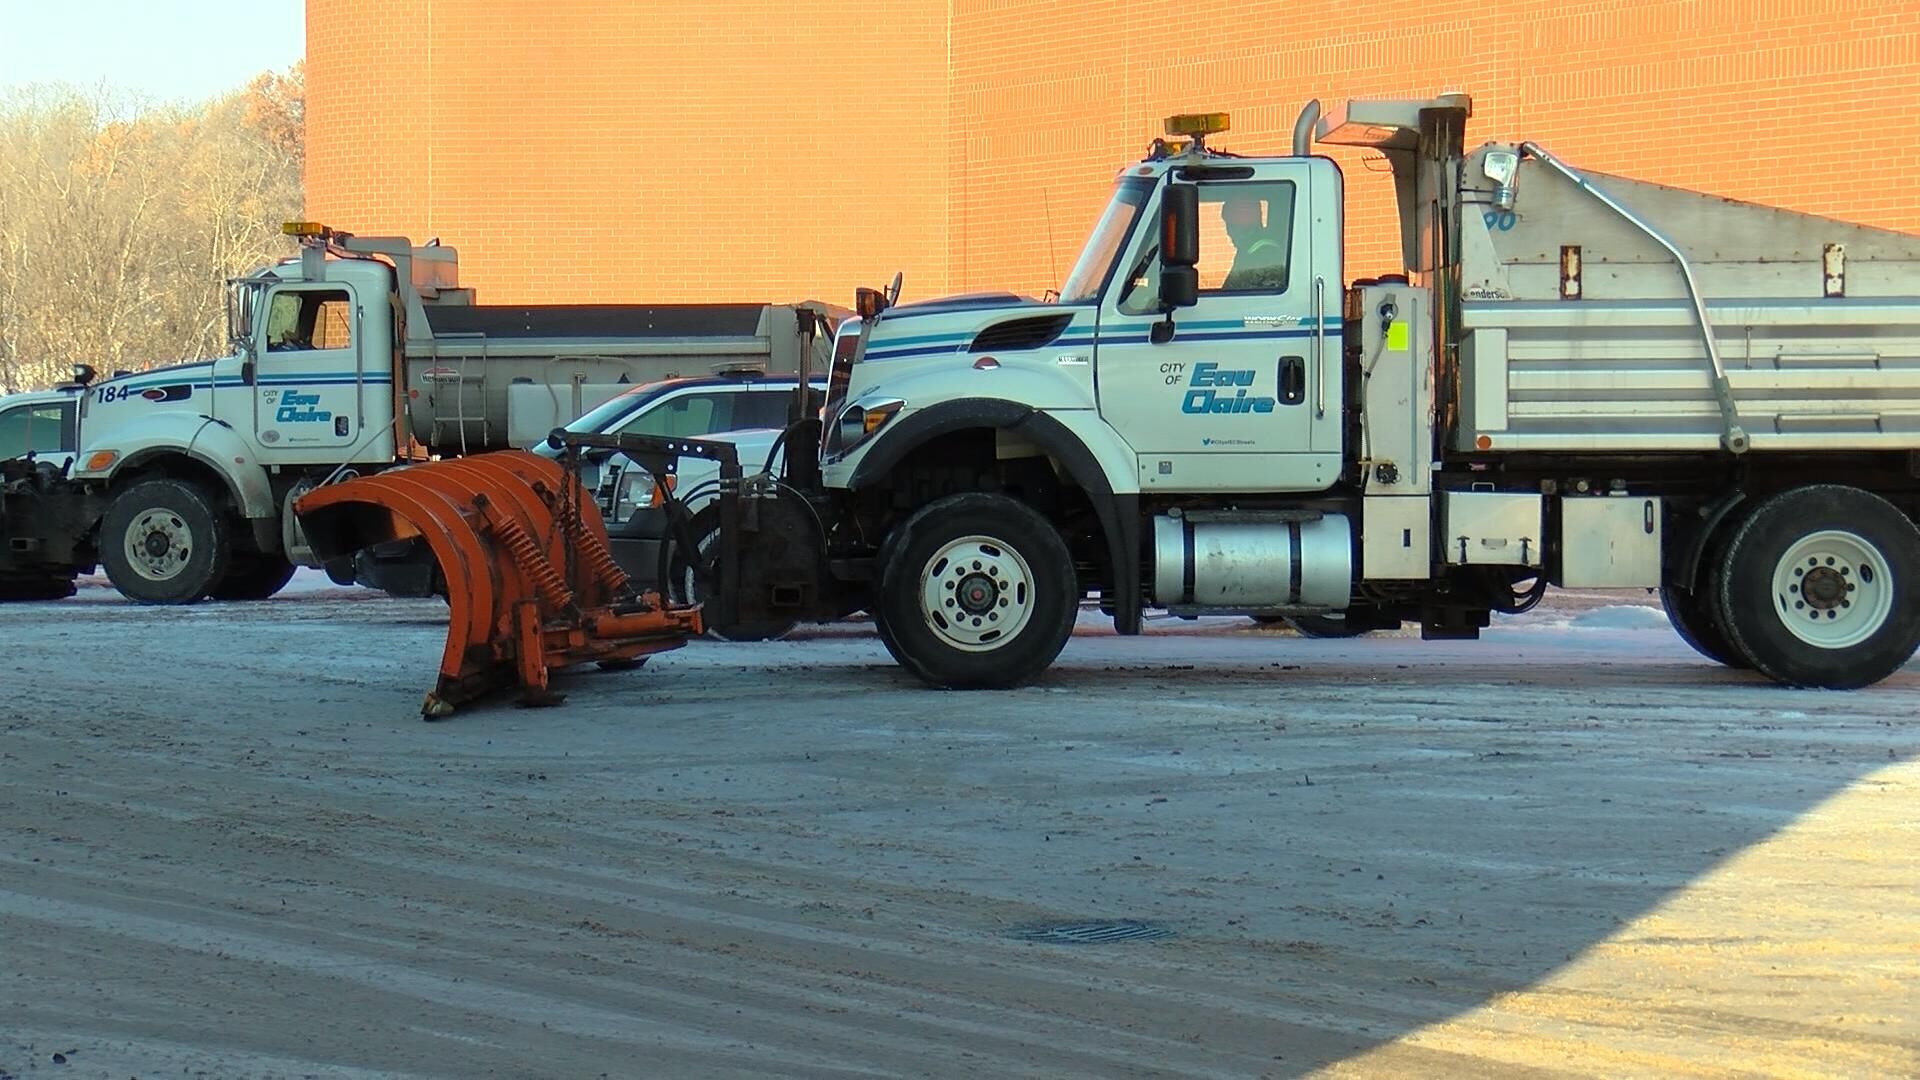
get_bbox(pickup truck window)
[620,392,724,438]
[0,401,74,459]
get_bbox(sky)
[0,0,304,106]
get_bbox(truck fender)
[1671,490,1749,588]
[848,398,1144,635]
[96,416,278,521]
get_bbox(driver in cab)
[1220,193,1287,291]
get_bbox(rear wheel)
[1660,581,1747,668]
[1662,510,1751,669]
[101,479,230,604]
[1286,611,1374,638]
[0,573,77,602]
[209,552,297,601]
[877,493,1078,688]
[1713,485,1920,689]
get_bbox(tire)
[100,479,231,605]
[876,492,1078,688]
[872,606,910,666]
[0,574,77,602]
[209,553,297,601]
[1285,611,1373,639]
[665,507,797,642]
[870,527,910,666]
[1659,581,1747,669]
[1712,485,1920,689]
[1662,510,1752,669]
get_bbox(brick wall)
[308,0,1920,306]
[307,0,949,305]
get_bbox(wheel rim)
[125,508,194,582]
[1769,529,1894,649]
[918,534,1036,652]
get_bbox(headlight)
[611,466,654,523]
[835,398,905,452]
[607,466,677,523]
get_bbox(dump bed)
[400,302,834,451]
[1452,144,1920,454]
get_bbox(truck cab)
[822,142,1345,497]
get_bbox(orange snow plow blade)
[293,451,701,718]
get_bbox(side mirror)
[241,359,257,386]
[1159,265,1198,310]
[1161,184,1199,270]
[855,286,890,320]
[1483,150,1520,212]
[1157,185,1200,320]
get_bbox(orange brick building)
[306,0,1920,307]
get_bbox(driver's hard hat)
[1221,194,1263,228]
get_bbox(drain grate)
[1013,920,1173,945]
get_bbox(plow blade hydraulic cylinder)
[294,451,701,717]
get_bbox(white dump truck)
[0,224,835,602]
[712,93,1920,690]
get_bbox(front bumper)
[608,506,671,591]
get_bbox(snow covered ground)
[1,578,1915,1077]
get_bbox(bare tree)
[0,66,303,393]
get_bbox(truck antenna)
[1042,187,1061,299]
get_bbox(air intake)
[969,314,1074,353]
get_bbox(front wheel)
[209,553,297,601]
[1712,485,1920,689]
[876,493,1078,688]
[666,507,797,642]
[100,479,231,605]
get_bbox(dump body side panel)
[1456,144,1920,454]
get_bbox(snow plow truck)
[35,90,1920,714]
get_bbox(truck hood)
[862,297,1091,365]
[91,358,229,395]
[879,292,1037,319]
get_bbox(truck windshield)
[226,280,263,350]
[565,386,661,436]
[1056,177,1154,305]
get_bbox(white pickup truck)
[537,370,823,640]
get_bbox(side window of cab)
[263,289,353,353]
[0,402,74,460]
[1118,180,1298,314]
